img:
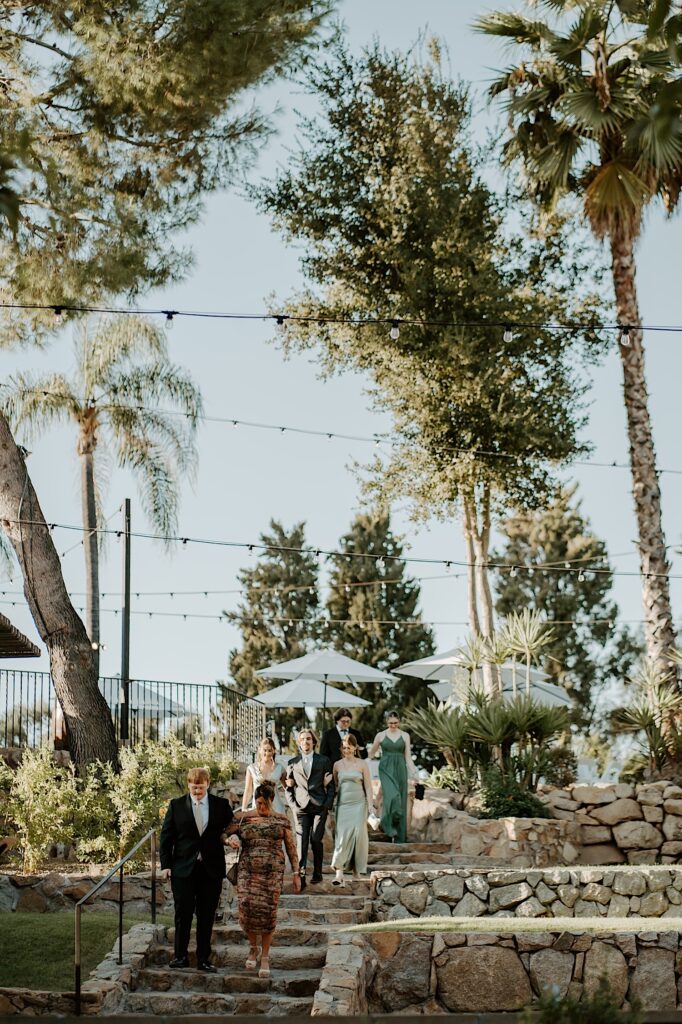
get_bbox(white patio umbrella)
[396,649,571,707]
[256,646,395,715]
[254,678,371,709]
[427,673,572,708]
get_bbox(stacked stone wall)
[0,870,172,914]
[373,866,682,922]
[366,927,682,1014]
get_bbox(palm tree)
[505,610,554,695]
[476,2,682,673]
[1,315,202,664]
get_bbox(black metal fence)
[0,669,265,761]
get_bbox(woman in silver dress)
[330,734,375,887]
[242,737,287,813]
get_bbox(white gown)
[246,761,287,814]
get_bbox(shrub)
[479,767,550,819]
[520,977,640,1023]
[427,765,463,791]
[2,740,238,869]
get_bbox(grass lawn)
[0,912,170,991]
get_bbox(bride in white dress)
[242,737,288,814]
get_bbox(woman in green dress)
[368,710,419,843]
[331,734,375,886]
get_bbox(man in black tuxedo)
[160,766,233,971]
[285,728,335,890]
[320,708,367,765]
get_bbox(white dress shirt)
[302,753,313,777]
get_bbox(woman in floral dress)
[225,781,300,979]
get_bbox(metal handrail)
[74,828,157,1015]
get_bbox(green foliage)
[405,691,569,807]
[542,745,579,790]
[0,1,335,343]
[254,38,603,529]
[493,485,643,726]
[1,740,237,869]
[323,512,435,739]
[427,765,465,792]
[611,657,682,778]
[226,521,321,698]
[520,976,641,1023]
[479,767,550,819]
[476,1,682,240]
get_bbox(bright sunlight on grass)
[346,915,682,935]
[0,912,170,991]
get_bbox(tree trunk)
[467,488,500,697]
[80,449,99,674]
[0,414,118,767]
[462,503,481,637]
[610,227,676,672]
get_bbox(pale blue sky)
[1,0,681,685]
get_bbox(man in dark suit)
[160,766,233,972]
[285,728,335,890]
[320,708,368,765]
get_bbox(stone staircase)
[113,832,482,1015]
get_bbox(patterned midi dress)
[234,812,298,934]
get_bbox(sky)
[1,0,682,690]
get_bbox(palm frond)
[474,12,559,49]
[549,7,606,67]
[583,158,651,236]
[77,314,167,393]
[107,403,197,475]
[104,364,202,425]
[530,128,583,188]
[0,372,79,440]
[116,433,179,541]
[629,101,682,173]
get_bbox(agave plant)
[505,610,555,695]
[611,657,682,774]
[453,633,488,687]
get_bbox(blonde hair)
[187,766,210,784]
[255,737,276,768]
[297,728,318,748]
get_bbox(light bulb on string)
[620,325,631,347]
[389,320,400,341]
[503,324,513,343]
[53,305,63,322]
[509,566,517,578]
[164,310,175,331]
[578,570,585,582]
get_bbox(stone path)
[113,836,462,1016]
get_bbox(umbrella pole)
[323,676,328,726]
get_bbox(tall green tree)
[226,522,321,696]
[324,512,435,736]
[255,40,603,692]
[1,315,201,668]
[0,1,333,765]
[492,484,642,726]
[476,1,682,674]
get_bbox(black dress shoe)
[198,960,217,973]
[299,875,307,891]
[169,956,189,969]
[310,873,323,884]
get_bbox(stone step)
[149,943,328,971]
[134,966,320,998]
[168,924,327,947]
[120,990,313,1015]
[278,892,367,910]
[368,851,453,865]
[368,841,451,854]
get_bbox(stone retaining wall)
[0,870,173,914]
[411,791,580,866]
[311,931,375,1016]
[411,780,682,865]
[367,927,682,1013]
[372,866,682,922]
[542,780,682,864]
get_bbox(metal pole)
[120,499,131,742]
[74,904,81,1015]
[150,831,157,925]
[118,865,124,965]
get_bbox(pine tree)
[492,485,641,727]
[226,522,321,696]
[324,512,435,738]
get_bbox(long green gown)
[378,735,408,843]
[331,769,369,873]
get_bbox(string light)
[578,570,586,582]
[53,305,63,321]
[503,324,513,343]
[620,325,631,347]
[389,320,400,340]
[510,566,517,578]
[5,299,682,336]
[164,310,175,331]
